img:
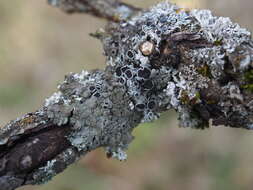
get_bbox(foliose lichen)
[44,69,143,160]
[30,148,78,185]
[102,2,252,129]
[44,2,253,164]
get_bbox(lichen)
[32,159,57,185]
[191,9,251,53]
[44,69,142,158]
[101,2,252,129]
[30,148,78,185]
[0,110,48,146]
[43,1,253,161]
[178,106,209,129]
[0,2,253,189]
[105,147,127,161]
[102,2,204,127]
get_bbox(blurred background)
[0,0,252,190]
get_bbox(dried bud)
[139,41,154,56]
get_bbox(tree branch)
[0,1,252,190]
[48,0,141,22]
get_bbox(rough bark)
[48,0,141,21]
[0,1,252,190]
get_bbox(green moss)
[197,64,212,78]
[206,99,217,104]
[180,90,190,105]
[241,69,253,92]
[241,84,253,92]
[214,39,223,46]
[244,69,253,82]
[180,91,201,105]
[195,91,200,100]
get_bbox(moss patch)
[241,69,253,92]
[197,64,212,78]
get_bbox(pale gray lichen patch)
[165,82,179,108]
[30,148,78,185]
[111,147,127,161]
[102,2,210,128]
[1,2,253,190]
[32,159,57,185]
[227,83,244,102]
[101,2,252,129]
[191,9,251,52]
[191,9,252,71]
[44,69,143,157]
[45,92,63,107]
[103,2,193,122]
[178,64,209,96]
[41,2,253,172]
[3,3,247,170]
[185,47,225,78]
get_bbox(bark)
[0,1,252,189]
[47,0,141,21]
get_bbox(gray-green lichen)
[40,1,253,183]
[191,9,251,54]
[45,69,142,160]
[28,148,78,185]
[102,2,252,129]
[0,2,252,190]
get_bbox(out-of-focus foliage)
[0,0,252,190]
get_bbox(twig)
[0,1,252,190]
[48,0,141,22]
